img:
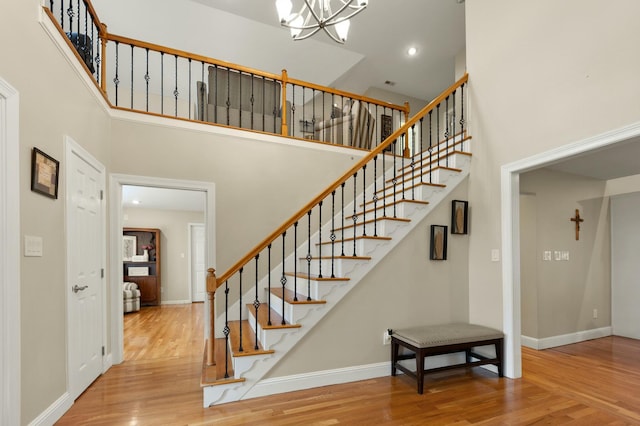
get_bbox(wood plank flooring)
[57,304,640,425]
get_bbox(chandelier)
[276,0,369,44]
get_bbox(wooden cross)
[570,209,584,240]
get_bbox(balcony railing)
[43,0,411,152]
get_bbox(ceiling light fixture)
[276,0,369,44]
[407,47,417,56]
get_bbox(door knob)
[72,284,88,293]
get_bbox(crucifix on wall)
[570,209,584,240]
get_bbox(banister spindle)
[460,83,466,150]
[306,211,312,301]
[445,96,450,167]
[225,68,230,125]
[400,135,406,200]
[372,155,379,237]
[76,0,80,35]
[174,55,179,116]
[267,243,272,326]
[361,165,367,236]
[273,79,278,132]
[392,140,397,218]
[239,71,243,128]
[188,59,192,120]
[340,183,346,257]
[382,148,387,218]
[206,268,216,367]
[293,221,298,297]
[160,52,164,115]
[113,41,119,106]
[290,84,296,136]
[130,45,134,109]
[429,111,434,184]
[60,0,63,29]
[223,280,230,378]
[330,190,336,278]
[410,125,416,200]
[452,89,457,150]
[253,254,260,350]
[261,76,266,131]
[144,48,149,112]
[214,66,219,123]
[419,118,424,184]
[317,201,323,279]
[67,1,73,32]
[281,231,287,323]
[352,172,358,257]
[436,104,440,166]
[250,74,255,129]
[238,267,244,352]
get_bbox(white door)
[190,224,206,302]
[67,140,104,400]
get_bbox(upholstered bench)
[390,323,504,394]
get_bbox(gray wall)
[123,208,205,303]
[519,169,610,340]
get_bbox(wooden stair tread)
[245,303,301,330]
[228,320,275,357]
[317,235,392,246]
[201,338,244,387]
[369,182,446,204]
[333,217,410,232]
[270,287,326,304]
[285,271,349,281]
[299,255,372,261]
[385,165,462,184]
[354,199,428,219]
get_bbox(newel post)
[403,101,411,157]
[206,268,217,366]
[100,23,108,95]
[281,69,289,136]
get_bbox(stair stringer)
[203,153,470,407]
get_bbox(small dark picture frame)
[31,147,59,199]
[451,200,468,235]
[430,225,448,260]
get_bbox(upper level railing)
[43,0,411,152]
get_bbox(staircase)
[202,75,470,406]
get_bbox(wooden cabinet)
[123,227,161,306]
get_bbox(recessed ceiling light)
[407,47,417,56]
[132,199,141,205]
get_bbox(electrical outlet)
[383,331,392,345]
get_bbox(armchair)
[313,100,376,149]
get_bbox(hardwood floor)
[57,305,640,425]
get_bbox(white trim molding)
[0,76,21,426]
[521,327,612,350]
[26,392,72,426]
[244,362,389,400]
[501,120,640,379]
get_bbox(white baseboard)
[160,300,192,305]
[522,326,612,350]
[103,352,113,372]
[28,392,73,426]
[243,362,390,400]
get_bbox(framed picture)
[123,235,137,261]
[31,147,59,199]
[381,114,393,141]
[430,225,448,260]
[451,200,469,235]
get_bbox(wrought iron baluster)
[273,79,279,133]
[76,0,80,35]
[113,41,120,106]
[67,2,74,41]
[317,201,323,278]
[280,231,287,323]
[223,280,230,378]
[94,26,101,85]
[373,156,378,237]
[436,104,440,167]
[239,71,242,128]
[200,63,205,121]
[340,183,346,257]
[188,59,192,120]
[130,45,134,109]
[144,48,149,112]
[361,165,367,236]
[460,83,466,150]
[382,146,387,217]
[214,66,218,123]
[262,76,265,131]
[250,74,255,129]
[429,111,434,184]
[225,68,230,125]
[174,55,179,116]
[452,89,457,151]
[160,52,165,115]
[410,125,416,200]
[400,135,406,200]
[253,255,260,350]
[330,190,336,278]
[291,84,296,136]
[352,172,358,257]
[419,118,424,183]
[294,221,298,297]
[445,96,450,167]
[267,243,272,326]
[238,268,244,352]
[392,140,397,218]
[50,0,54,14]
[306,211,311,301]
[302,85,306,139]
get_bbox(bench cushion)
[392,323,503,348]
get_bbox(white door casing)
[66,137,106,400]
[109,174,216,364]
[0,77,20,426]
[190,223,206,302]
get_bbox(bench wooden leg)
[391,340,399,376]
[416,348,425,394]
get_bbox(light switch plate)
[24,235,43,257]
[491,249,500,262]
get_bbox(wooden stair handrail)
[216,73,469,287]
